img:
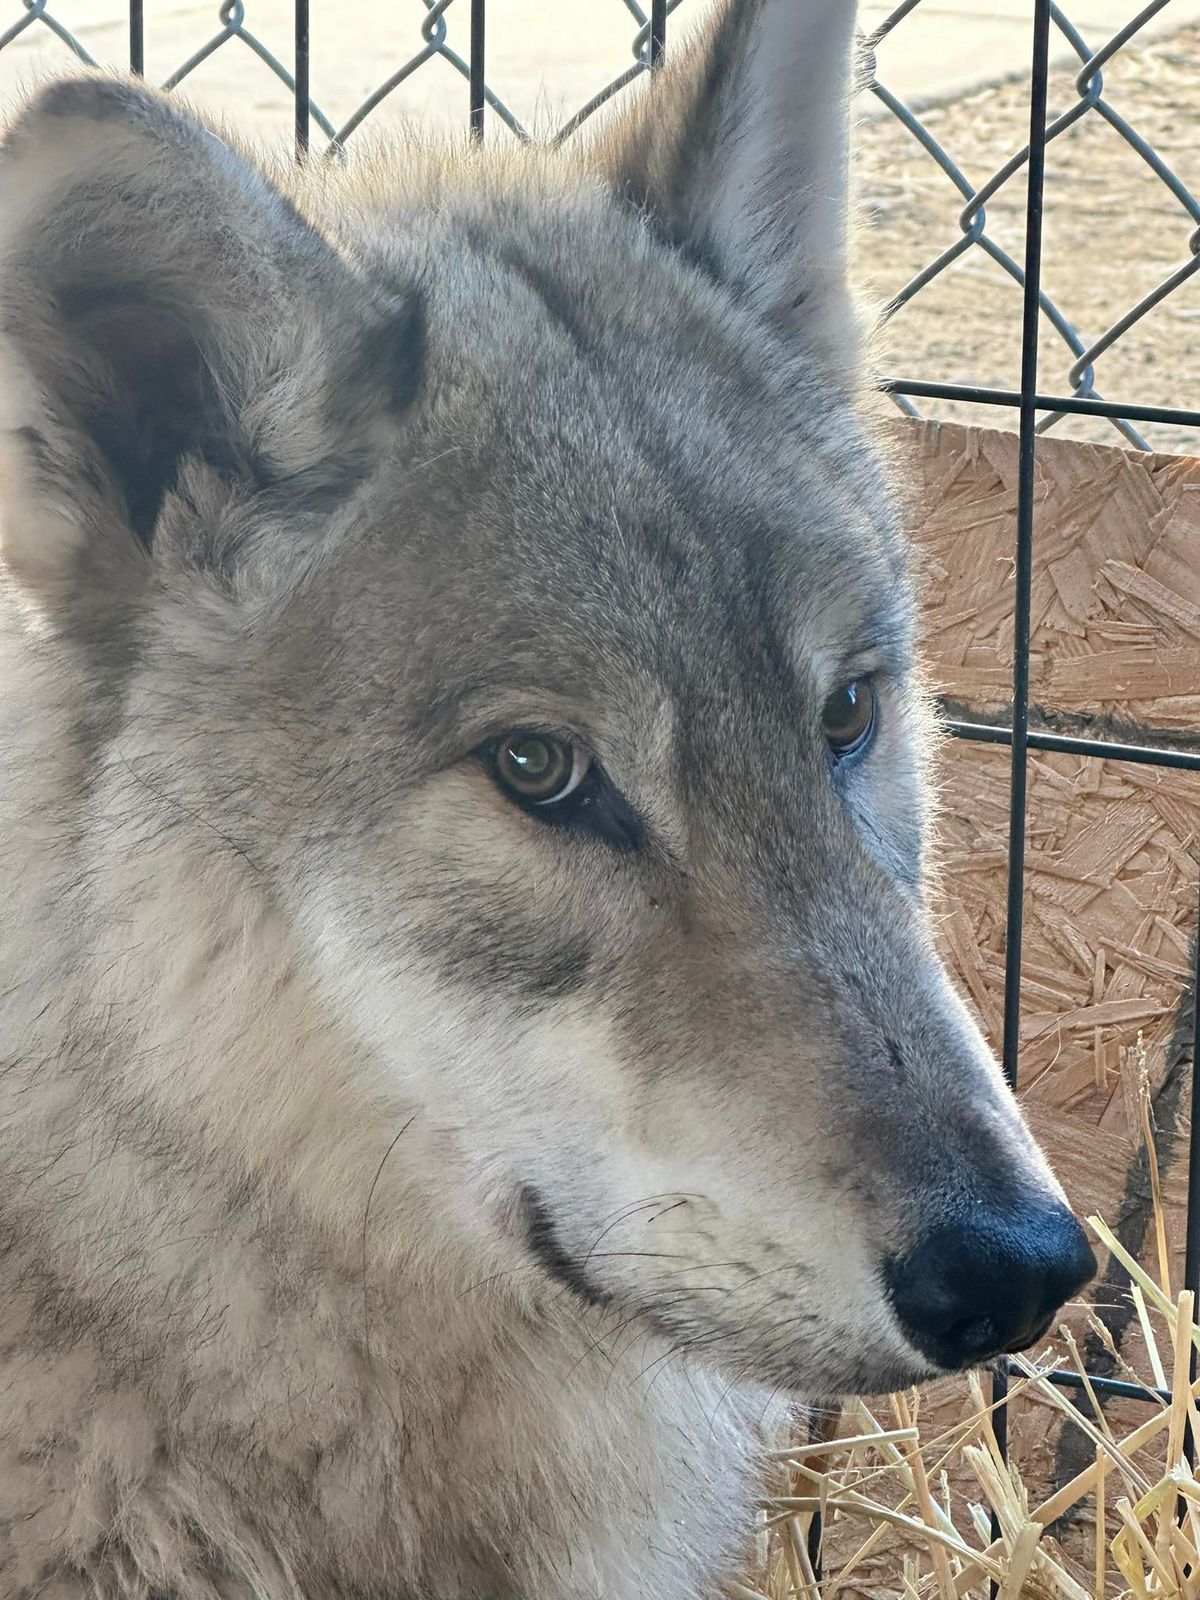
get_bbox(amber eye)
[821,677,877,759]
[493,732,591,805]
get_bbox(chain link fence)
[0,1,1196,451]
[0,1,680,148]
[865,0,1200,452]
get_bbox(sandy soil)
[857,23,1200,454]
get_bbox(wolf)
[0,2,1095,1597]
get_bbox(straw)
[741,1206,1200,1599]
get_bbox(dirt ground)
[857,23,1200,455]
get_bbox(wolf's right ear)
[0,75,419,619]
[593,0,861,379]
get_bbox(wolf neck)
[0,696,766,1599]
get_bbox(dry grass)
[739,1077,1199,1600]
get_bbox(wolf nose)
[885,1205,1096,1370]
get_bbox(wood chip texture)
[817,419,1200,1588]
[906,419,1199,1155]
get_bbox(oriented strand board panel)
[909,420,1200,728]
[904,419,1200,1151]
[850,419,1200,1578]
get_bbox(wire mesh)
[869,0,1200,450]
[2,0,1195,445]
[0,1,686,148]
[0,0,1196,1584]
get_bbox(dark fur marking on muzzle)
[519,1185,611,1311]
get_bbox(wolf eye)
[822,677,876,760]
[493,732,591,805]
[484,732,643,849]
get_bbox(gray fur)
[0,6,1078,1598]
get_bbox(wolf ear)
[0,75,417,616]
[594,0,861,375]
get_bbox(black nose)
[885,1204,1096,1370]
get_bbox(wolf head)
[0,0,1092,1400]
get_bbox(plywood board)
[817,420,1200,1584]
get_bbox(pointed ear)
[0,75,421,618]
[594,0,861,376]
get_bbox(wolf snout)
[885,1204,1096,1371]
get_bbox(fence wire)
[867,0,1200,450]
[1,0,1197,448]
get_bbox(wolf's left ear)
[594,0,860,375]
